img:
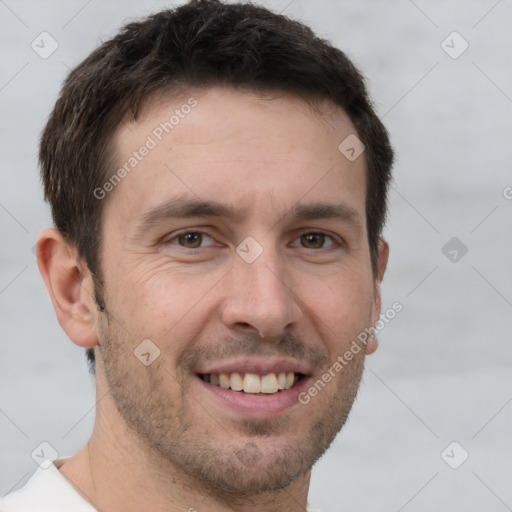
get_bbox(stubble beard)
[97,314,366,498]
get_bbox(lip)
[195,357,311,376]
[194,373,312,417]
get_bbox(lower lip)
[195,376,311,417]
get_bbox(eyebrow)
[132,197,363,236]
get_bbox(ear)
[36,228,99,349]
[365,238,389,355]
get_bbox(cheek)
[301,269,375,349]
[106,257,223,348]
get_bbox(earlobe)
[36,228,99,349]
[365,335,378,355]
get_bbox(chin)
[198,460,306,495]
[176,436,323,496]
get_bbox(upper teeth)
[204,372,296,394]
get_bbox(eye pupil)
[301,233,324,248]
[179,232,202,248]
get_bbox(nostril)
[234,322,262,334]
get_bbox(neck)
[58,375,311,512]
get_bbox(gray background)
[1,1,511,510]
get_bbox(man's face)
[95,87,384,493]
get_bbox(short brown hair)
[40,0,394,374]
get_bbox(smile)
[194,358,312,416]
[197,372,304,394]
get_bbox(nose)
[220,248,302,338]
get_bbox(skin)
[37,86,388,512]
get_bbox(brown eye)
[164,230,219,252]
[177,232,204,248]
[300,233,329,249]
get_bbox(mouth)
[197,371,305,394]
[194,364,311,417]
[194,358,312,417]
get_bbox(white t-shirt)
[0,457,95,511]
[1,456,321,511]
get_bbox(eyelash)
[164,230,342,250]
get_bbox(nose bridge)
[223,240,301,337]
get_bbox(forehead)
[105,86,367,227]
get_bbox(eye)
[293,232,336,249]
[168,231,216,249]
